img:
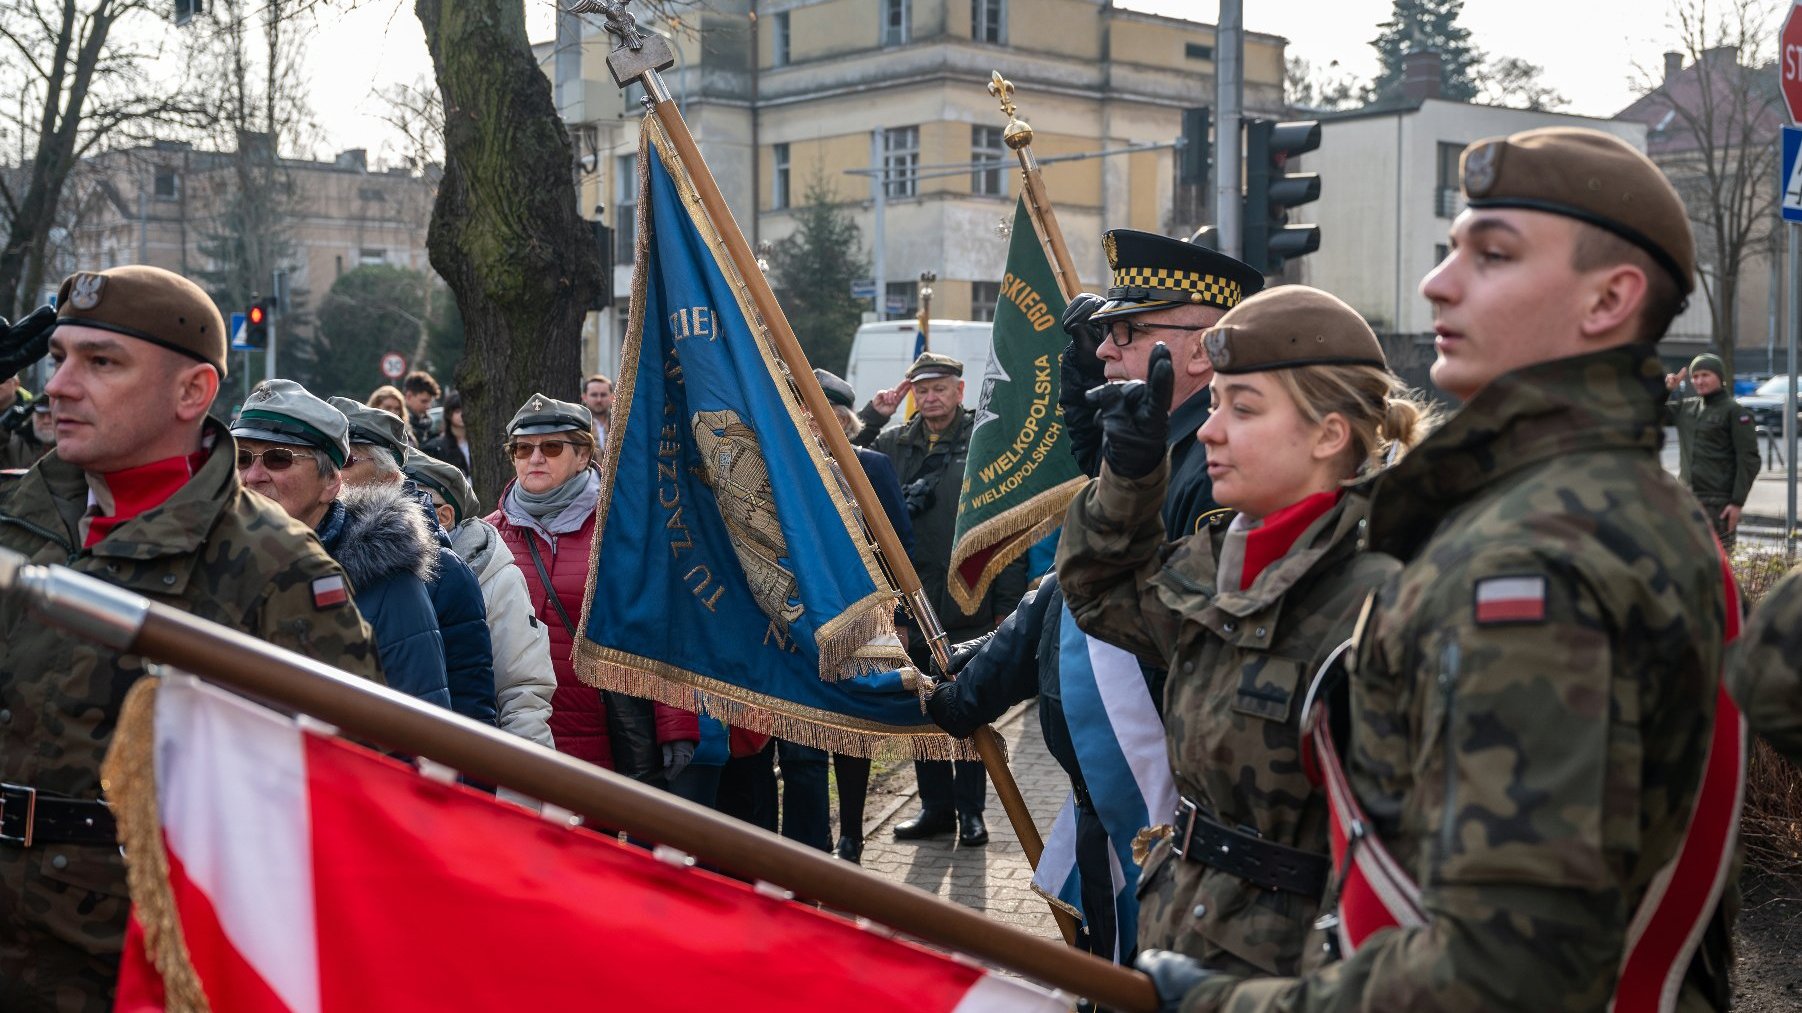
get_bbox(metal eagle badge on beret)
[1463,141,1500,197]
[67,273,105,311]
[1202,326,1233,369]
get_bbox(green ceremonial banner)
[947,195,1085,612]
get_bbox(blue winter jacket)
[406,482,498,726]
[318,485,451,709]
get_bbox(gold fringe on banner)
[100,677,211,1013]
[946,476,1086,614]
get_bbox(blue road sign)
[1782,125,1802,224]
[228,311,251,351]
[850,280,877,300]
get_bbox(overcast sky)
[287,0,1777,162]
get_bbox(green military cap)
[813,368,856,409]
[1459,127,1695,295]
[1688,353,1725,378]
[1092,229,1265,323]
[404,449,479,524]
[231,379,352,468]
[507,392,590,436]
[54,265,229,376]
[327,395,408,467]
[1201,285,1386,375]
[905,352,964,383]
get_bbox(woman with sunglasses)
[484,393,700,789]
[1057,287,1435,979]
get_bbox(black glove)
[0,306,56,381]
[1135,949,1217,1013]
[1085,342,1173,480]
[1059,293,1109,477]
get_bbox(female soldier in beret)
[1055,286,1435,978]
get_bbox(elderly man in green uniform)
[1130,129,1736,1011]
[1665,352,1760,549]
[855,351,1027,846]
[0,266,384,1013]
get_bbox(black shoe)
[958,813,989,847]
[892,809,956,840]
[834,836,863,864]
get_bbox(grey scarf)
[505,467,599,539]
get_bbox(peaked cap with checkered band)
[1090,229,1265,323]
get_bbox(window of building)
[884,280,916,320]
[772,142,791,210]
[972,0,1004,43]
[1435,243,1449,267]
[358,186,387,202]
[772,10,790,66]
[359,248,387,266]
[1185,42,1214,61]
[882,126,919,198]
[615,154,638,260]
[1434,141,1464,218]
[971,125,1007,197]
[153,167,180,200]
[882,0,909,46]
[971,280,1001,321]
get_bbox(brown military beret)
[1460,127,1695,295]
[54,265,228,375]
[905,351,964,382]
[1201,285,1386,375]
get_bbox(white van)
[842,319,994,420]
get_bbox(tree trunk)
[414,0,599,502]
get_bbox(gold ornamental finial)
[988,71,1033,149]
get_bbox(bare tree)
[1477,57,1568,111]
[1626,0,1784,376]
[0,0,209,316]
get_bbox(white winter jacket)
[451,518,557,756]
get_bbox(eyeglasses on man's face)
[236,447,316,472]
[1106,319,1209,347]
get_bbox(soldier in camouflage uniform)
[1729,567,1802,767]
[0,266,383,1013]
[1057,287,1433,978]
[1133,128,1735,1012]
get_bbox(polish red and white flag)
[111,676,1066,1013]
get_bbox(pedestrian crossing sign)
[1783,125,1802,224]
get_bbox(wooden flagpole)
[989,72,1083,301]
[582,1,1081,947]
[0,548,1156,1011]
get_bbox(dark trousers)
[1701,499,1738,551]
[833,754,871,844]
[715,740,831,852]
[914,758,986,817]
[1074,802,1119,962]
[667,763,722,809]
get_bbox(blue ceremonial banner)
[575,117,968,760]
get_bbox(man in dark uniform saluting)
[1058,230,1265,539]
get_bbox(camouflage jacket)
[1667,389,1760,505]
[0,421,382,848]
[1729,564,1802,767]
[1058,465,1394,976]
[1186,345,1732,1012]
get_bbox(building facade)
[545,0,1287,380]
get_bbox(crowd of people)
[5,124,1802,1012]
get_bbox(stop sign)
[1784,3,1802,122]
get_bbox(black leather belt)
[1170,797,1330,897]
[0,783,117,847]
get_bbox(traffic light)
[243,297,269,349]
[1243,118,1322,275]
[1179,107,1210,187]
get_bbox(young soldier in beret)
[1057,287,1434,976]
[1134,127,1737,1011]
[0,267,383,1011]
[1664,353,1760,549]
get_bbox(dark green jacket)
[1669,388,1760,505]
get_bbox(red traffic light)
[248,304,266,325]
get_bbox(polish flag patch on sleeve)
[311,574,348,610]
[1473,575,1547,625]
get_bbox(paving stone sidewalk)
[838,700,1066,941]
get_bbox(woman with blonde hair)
[367,384,405,418]
[1056,285,1435,978]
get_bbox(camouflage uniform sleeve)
[1054,460,1181,667]
[1730,402,1760,506]
[257,550,387,685]
[1180,549,1632,1012]
[1730,565,1802,766]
